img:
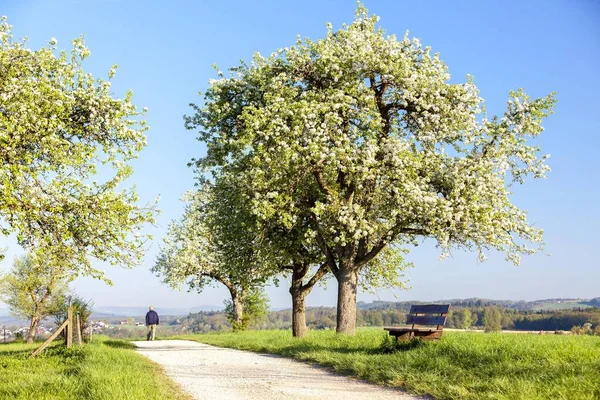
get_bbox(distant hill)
[356,297,599,312]
[586,298,600,307]
[92,305,224,317]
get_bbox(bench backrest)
[406,304,450,330]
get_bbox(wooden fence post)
[29,319,69,358]
[66,305,73,348]
[76,314,83,345]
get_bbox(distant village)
[0,320,140,343]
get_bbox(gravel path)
[133,340,423,400]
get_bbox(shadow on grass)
[377,336,431,354]
[0,348,34,359]
[275,336,433,356]
[214,337,431,357]
[103,340,136,350]
[0,341,60,359]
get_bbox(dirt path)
[133,340,423,400]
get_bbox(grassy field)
[177,329,600,400]
[0,337,190,400]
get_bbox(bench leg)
[413,331,443,341]
[395,332,413,342]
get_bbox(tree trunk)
[27,316,39,344]
[290,275,307,337]
[335,267,359,335]
[230,290,244,331]
[291,294,307,337]
[289,262,329,338]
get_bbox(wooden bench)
[384,304,450,341]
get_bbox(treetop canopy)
[186,5,555,267]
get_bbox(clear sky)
[1,0,599,309]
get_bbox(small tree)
[153,187,272,329]
[483,307,502,333]
[457,308,473,329]
[501,314,515,329]
[224,288,269,331]
[0,254,68,344]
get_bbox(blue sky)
[1,0,599,309]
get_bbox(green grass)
[0,337,191,400]
[177,329,600,400]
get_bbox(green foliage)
[483,307,503,332]
[179,329,600,400]
[0,17,156,281]
[0,337,190,399]
[180,304,600,334]
[178,312,230,333]
[452,308,473,329]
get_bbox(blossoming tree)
[218,169,329,337]
[0,18,155,279]
[187,5,556,334]
[153,184,273,330]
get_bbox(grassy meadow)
[0,337,190,400]
[177,328,600,400]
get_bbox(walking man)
[145,305,159,341]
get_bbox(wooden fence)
[30,306,83,358]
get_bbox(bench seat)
[384,304,450,342]
[384,327,444,341]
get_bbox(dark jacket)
[146,310,159,326]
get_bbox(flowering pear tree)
[153,185,273,330]
[221,168,329,337]
[196,165,408,337]
[187,5,556,334]
[241,182,410,337]
[0,18,156,279]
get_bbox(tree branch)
[313,170,332,197]
[302,262,329,291]
[315,232,338,273]
[355,240,386,268]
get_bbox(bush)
[571,323,593,335]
